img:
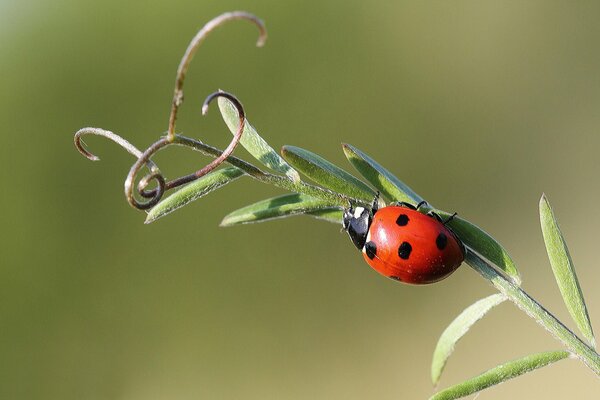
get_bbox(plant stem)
[173,135,352,207]
[466,250,600,375]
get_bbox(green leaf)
[306,209,344,224]
[145,167,244,223]
[431,294,506,386]
[430,350,570,400]
[539,194,595,347]
[220,193,341,226]
[440,212,521,285]
[342,143,423,204]
[218,96,300,182]
[281,145,376,202]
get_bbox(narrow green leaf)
[440,212,521,285]
[220,193,340,226]
[218,96,300,182]
[306,209,344,224]
[281,145,376,202]
[342,143,423,204]
[145,167,244,223]
[431,294,506,386]
[430,350,570,400]
[539,194,595,347]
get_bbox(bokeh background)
[1,1,599,398]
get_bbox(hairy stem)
[173,135,352,207]
[466,250,600,375]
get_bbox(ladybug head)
[343,205,373,250]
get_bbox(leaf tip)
[218,219,232,227]
[539,192,549,207]
[590,337,597,350]
[341,142,355,154]
[511,273,523,286]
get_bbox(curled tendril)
[74,11,263,211]
[74,127,166,209]
[126,91,246,209]
[167,11,266,141]
[73,97,246,212]
[196,91,245,177]
[74,127,154,168]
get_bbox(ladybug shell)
[363,206,464,284]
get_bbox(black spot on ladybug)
[398,242,412,260]
[436,233,448,250]
[365,241,377,260]
[396,214,409,226]
[389,275,402,281]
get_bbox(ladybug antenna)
[416,200,428,211]
[443,212,458,225]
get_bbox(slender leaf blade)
[440,212,521,285]
[281,145,376,202]
[431,294,506,386]
[539,194,595,347]
[430,350,570,400]
[306,209,344,224]
[220,193,340,226]
[342,143,423,204]
[218,96,300,182]
[145,167,244,223]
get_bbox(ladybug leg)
[371,191,380,214]
[427,210,458,225]
[416,200,428,211]
[390,201,417,210]
[443,212,458,225]
[426,211,444,223]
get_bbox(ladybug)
[342,196,465,284]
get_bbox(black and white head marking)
[343,205,374,250]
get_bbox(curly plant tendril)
[167,11,266,141]
[74,127,166,203]
[123,91,246,209]
[73,90,247,210]
[74,127,156,167]
[74,12,267,210]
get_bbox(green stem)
[169,135,600,373]
[466,250,600,375]
[174,135,351,207]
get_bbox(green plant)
[73,12,599,399]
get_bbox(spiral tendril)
[73,11,262,211]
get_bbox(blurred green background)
[1,1,599,398]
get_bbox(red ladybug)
[343,198,465,284]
